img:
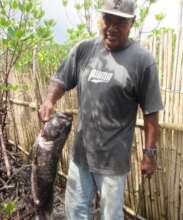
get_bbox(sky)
[41,0,181,43]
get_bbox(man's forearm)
[47,81,65,105]
[39,81,65,121]
[143,112,159,148]
[141,113,159,176]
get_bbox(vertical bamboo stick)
[179,131,183,219]
[168,130,177,219]
[165,31,173,122]
[174,131,182,220]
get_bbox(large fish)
[31,112,72,220]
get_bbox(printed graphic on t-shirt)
[88,69,113,83]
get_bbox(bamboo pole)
[6,98,183,132]
[159,128,167,220]
[136,119,183,132]
[179,131,183,219]
[174,131,182,220]
[165,31,173,123]
[158,32,164,123]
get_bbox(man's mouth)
[106,33,119,42]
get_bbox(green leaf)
[75,3,82,11]
[44,19,56,27]
[83,0,92,10]
[67,28,74,34]
[2,38,8,46]
[2,200,16,215]
[140,8,149,20]
[155,13,165,21]
[10,1,18,9]
[7,27,16,38]
[25,2,33,13]
[61,0,68,7]
[18,2,24,11]
[11,84,19,91]
[33,9,45,19]
[15,29,24,38]
[78,24,86,30]
[0,17,10,27]
[149,0,157,3]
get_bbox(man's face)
[101,13,134,51]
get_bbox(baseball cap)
[99,0,135,19]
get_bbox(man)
[39,0,163,219]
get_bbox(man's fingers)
[38,109,46,122]
[141,169,154,178]
[38,105,52,122]
[41,111,50,122]
[141,164,155,178]
[43,111,51,122]
[141,169,146,175]
[141,161,155,178]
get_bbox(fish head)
[42,112,72,140]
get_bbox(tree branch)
[0,124,11,177]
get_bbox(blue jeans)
[65,159,127,220]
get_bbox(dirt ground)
[0,143,67,220]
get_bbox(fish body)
[31,112,72,219]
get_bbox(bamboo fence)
[4,30,183,220]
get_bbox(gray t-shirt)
[53,37,163,175]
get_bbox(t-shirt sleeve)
[138,63,163,114]
[51,45,79,91]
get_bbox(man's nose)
[108,23,118,31]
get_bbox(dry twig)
[0,124,11,177]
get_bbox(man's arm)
[39,81,64,121]
[141,112,159,177]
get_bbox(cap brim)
[99,9,135,18]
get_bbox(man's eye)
[103,16,110,23]
[119,18,130,24]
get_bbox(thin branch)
[0,184,15,191]
[0,124,11,177]
[5,164,31,186]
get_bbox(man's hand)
[39,100,54,122]
[141,155,157,178]
[38,81,64,122]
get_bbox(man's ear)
[130,16,136,27]
[97,16,105,36]
[132,15,136,24]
